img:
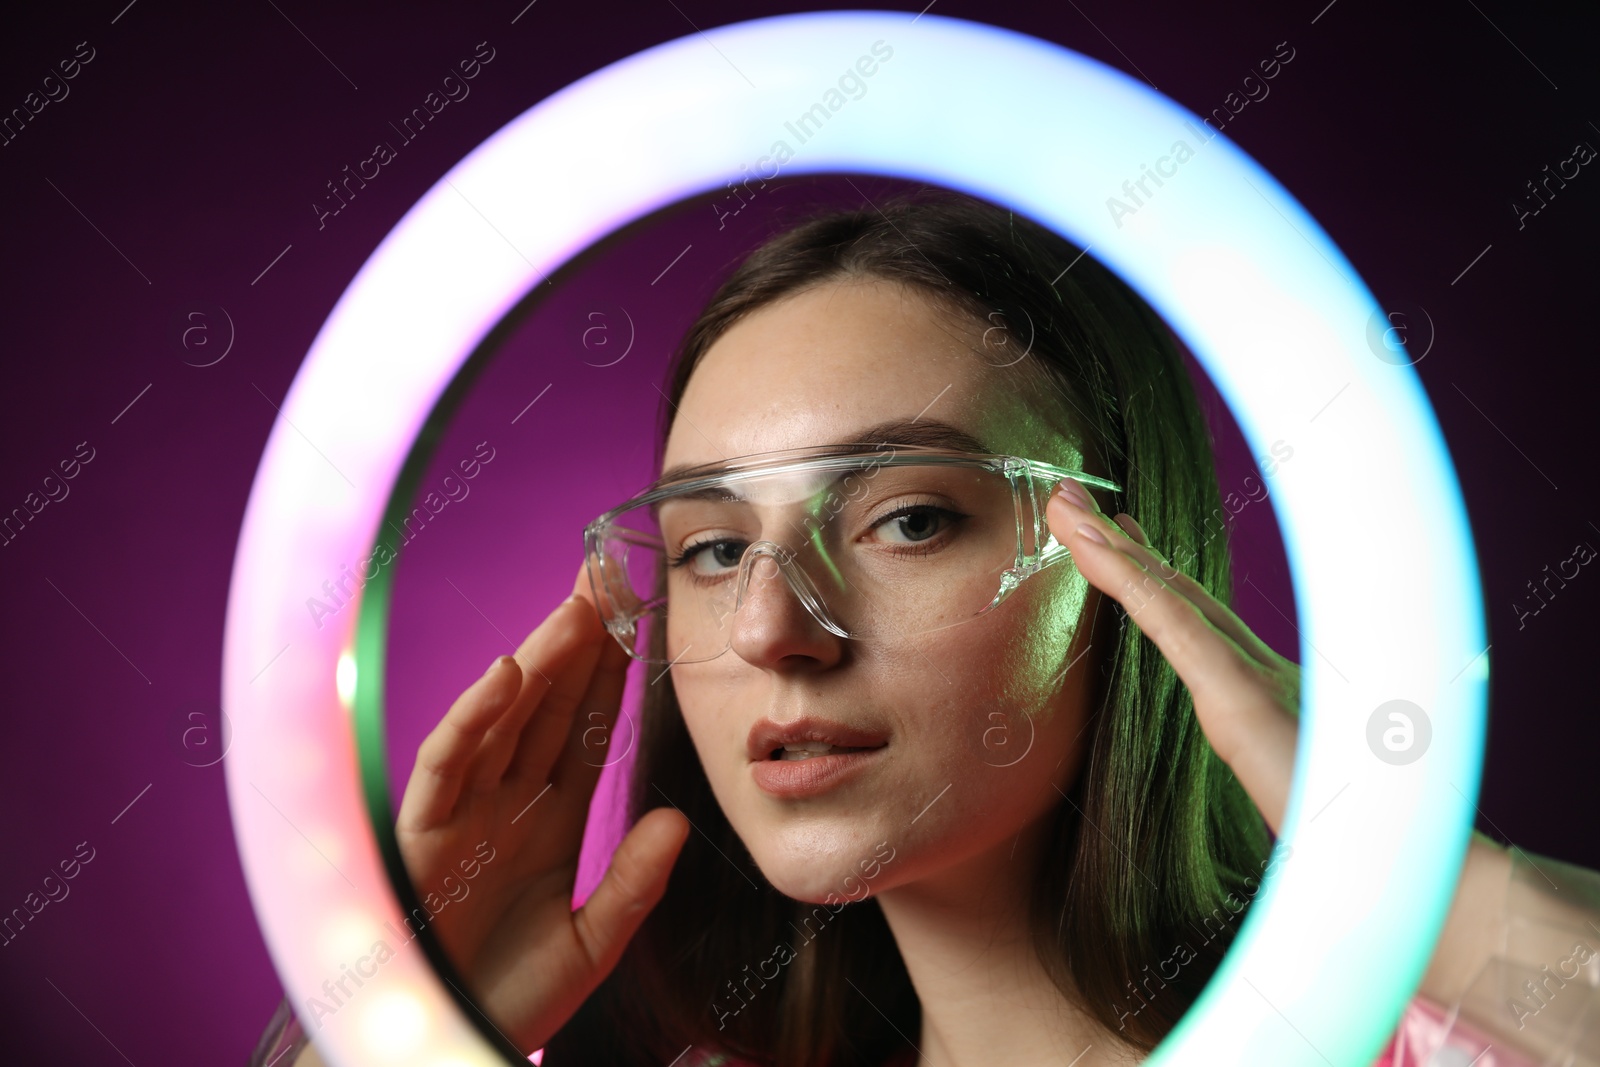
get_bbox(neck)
[873,812,1143,1067]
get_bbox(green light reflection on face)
[967,384,1103,726]
[802,485,847,592]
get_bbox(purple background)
[1,1,1596,1063]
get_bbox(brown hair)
[553,187,1271,1066]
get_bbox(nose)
[725,542,845,670]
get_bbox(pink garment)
[1373,992,1540,1067]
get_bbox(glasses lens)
[593,459,1027,665]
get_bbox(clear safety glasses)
[582,443,1122,665]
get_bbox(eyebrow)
[656,418,993,486]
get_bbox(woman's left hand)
[1046,477,1301,834]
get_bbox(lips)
[747,716,889,799]
[746,716,890,763]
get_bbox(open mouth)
[751,738,888,798]
[771,741,880,761]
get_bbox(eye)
[869,505,962,546]
[671,537,747,576]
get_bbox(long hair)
[552,187,1271,1066]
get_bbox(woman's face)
[661,276,1106,905]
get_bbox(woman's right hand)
[392,562,690,1054]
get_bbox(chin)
[741,820,903,906]
[756,856,856,905]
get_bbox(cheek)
[669,664,784,833]
[870,575,1095,868]
[671,673,741,786]
[918,568,1093,754]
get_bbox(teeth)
[774,741,871,761]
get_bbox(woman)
[258,190,1600,1067]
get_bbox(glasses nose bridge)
[728,538,851,639]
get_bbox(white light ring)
[223,10,1487,1065]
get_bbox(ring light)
[224,10,1487,1065]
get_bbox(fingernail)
[1057,479,1092,511]
[1075,523,1108,546]
[1115,513,1150,547]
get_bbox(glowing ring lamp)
[224,9,1487,1065]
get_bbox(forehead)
[664,277,1080,472]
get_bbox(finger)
[1111,514,1287,672]
[556,556,638,792]
[468,562,591,788]
[569,808,690,976]
[550,614,634,798]
[475,592,606,793]
[491,565,615,790]
[398,656,524,831]
[535,571,638,860]
[1058,480,1284,671]
[1113,512,1150,547]
[1047,489,1260,713]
